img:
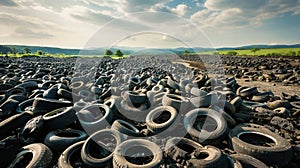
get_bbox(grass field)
[2,53,128,59]
[197,48,300,56]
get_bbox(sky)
[0,0,300,49]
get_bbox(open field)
[196,48,300,56]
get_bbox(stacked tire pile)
[181,55,300,84]
[0,55,299,167]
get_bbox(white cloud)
[171,4,188,16]
[191,0,300,28]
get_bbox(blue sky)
[0,0,299,48]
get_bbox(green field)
[197,48,300,56]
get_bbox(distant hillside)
[1,44,299,55]
[217,44,300,51]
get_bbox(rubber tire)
[162,94,189,112]
[187,145,228,168]
[230,154,268,168]
[32,97,72,114]
[229,123,293,167]
[58,141,86,168]
[19,115,45,144]
[165,137,203,163]
[146,106,178,134]
[113,139,163,168]
[8,143,53,168]
[77,104,112,135]
[111,119,141,137]
[0,112,33,140]
[43,107,76,131]
[81,129,123,167]
[44,129,87,153]
[184,108,228,145]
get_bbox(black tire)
[226,155,243,168]
[77,104,112,135]
[230,154,268,168]
[0,112,33,140]
[266,100,291,110]
[81,129,123,167]
[32,97,72,114]
[113,139,163,168]
[291,101,300,109]
[118,100,150,123]
[187,145,228,168]
[0,136,23,168]
[162,94,189,112]
[19,115,45,144]
[43,107,76,131]
[190,93,218,108]
[16,99,34,113]
[123,91,147,105]
[237,87,258,98]
[0,98,19,117]
[44,129,87,153]
[230,96,243,110]
[57,88,80,101]
[183,108,228,145]
[58,141,86,168]
[146,106,178,134]
[111,119,141,137]
[229,123,293,167]
[165,137,203,163]
[8,143,53,168]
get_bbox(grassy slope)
[196,48,300,56]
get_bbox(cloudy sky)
[0,0,299,49]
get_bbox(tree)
[36,50,43,55]
[115,49,123,57]
[183,50,190,55]
[251,48,260,55]
[104,49,113,56]
[23,48,31,54]
[11,47,17,55]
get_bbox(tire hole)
[124,146,154,165]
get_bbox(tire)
[190,93,218,108]
[184,108,228,145]
[226,155,243,168]
[0,112,33,140]
[77,104,112,135]
[19,115,45,144]
[0,98,19,117]
[266,100,291,110]
[43,107,76,131]
[32,97,72,114]
[113,139,163,168]
[16,98,34,114]
[117,100,150,123]
[8,143,53,168]
[111,119,141,137]
[44,129,87,153]
[57,88,80,101]
[229,123,293,166]
[0,136,23,168]
[165,137,203,162]
[291,101,300,109]
[167,77,180,90]
[230,154,268,168]
[237,87,258,98]
[187,145,228,168]
[81,129,123,167]
[122,91,147,105]
[230,96,243,109]
[146,106,178,134]
[58,141,86,168]
[162,94,189,112]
